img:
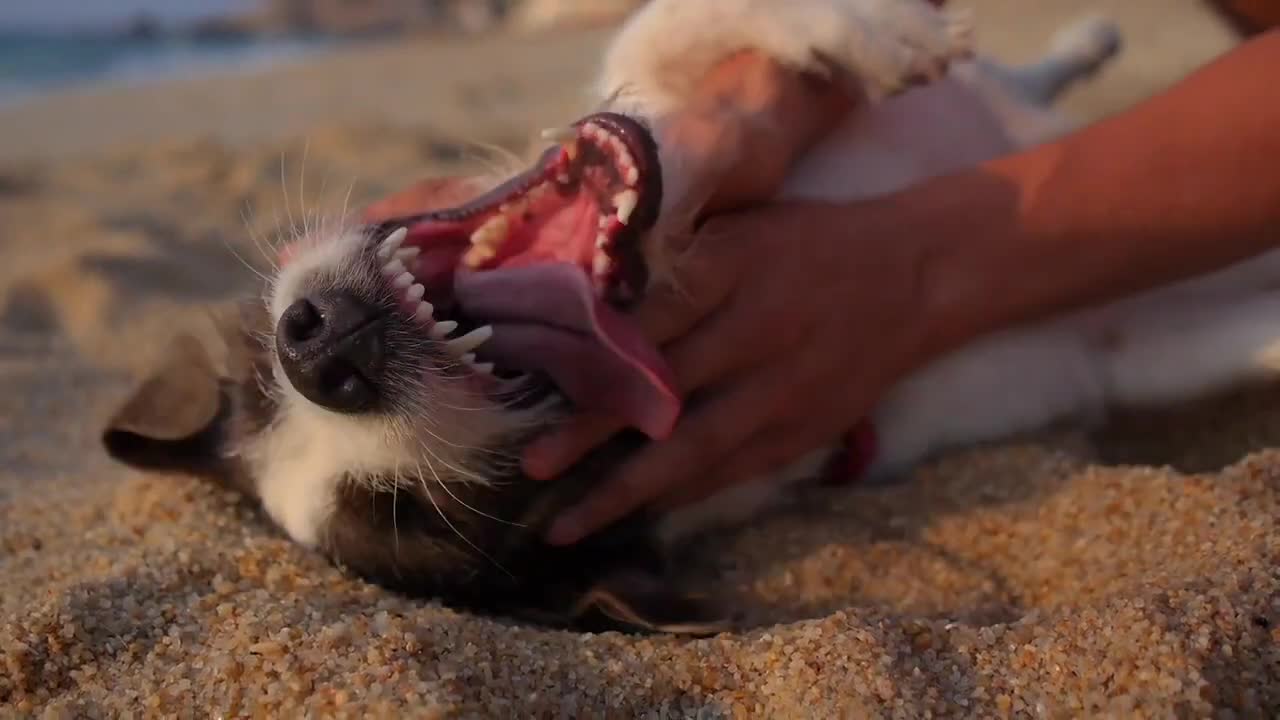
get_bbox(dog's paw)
[598,0,974,115]
[1048,14,1123,73]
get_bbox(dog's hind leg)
[982,15,1124,107]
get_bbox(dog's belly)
[777,67,1058,204]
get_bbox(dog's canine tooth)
[393,272,414,289]
[377,227,408,260]
[406,283,425,302]
[383,258,406,277]
[414,301,434,322]
[613,190,638,224]
[430,320,458,339]
[447,325,493,355]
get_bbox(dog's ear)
[101,331,230,476]
[570,568,730,636]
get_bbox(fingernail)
[546,514,582,546]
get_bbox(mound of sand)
[0,2,1275,717]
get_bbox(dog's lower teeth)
[595,232,609,250]
[415,301,434,322]
[430,320,458,339]
[593,254,613,276]
[624,165,639,186]
[393,272,414,289]
[406,283,425,301]
[447,325,493,355]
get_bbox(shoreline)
[0,27,613,165]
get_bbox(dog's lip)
[360,112,679,439]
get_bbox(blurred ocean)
[0,30,332,107]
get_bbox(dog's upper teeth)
[623,165,639,186]
[470,360,495,375]
[463,216,509,268]
[378,227,407,260]
[593,253,613,277]
[613,190,638,225]
[430,320,458,339]
[406,283,425,301]
[415,301,434,322]
[595,232,609,250]
[393,272,414,289]
[447,325,492,355]
[394,247,420,262]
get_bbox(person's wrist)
[885,168,1031,364]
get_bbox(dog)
[104,0,1266,634]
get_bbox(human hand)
[527,196,944,546]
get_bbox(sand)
[1,1,1276,717]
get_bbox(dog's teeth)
[383,258,406,277]
[463,216,509,268]
[415,301,434,322]
[595,232,609,250]
[447,325,493,355]
[471,215,509,245]
[471,361,495,375]
[461,353,477,365]
[430,320,458,339]
[378,227,408,259]
[540,126,575,142]
[613,190,638,225]
[406,283,425,301]
[556,172,571,185]
[582,122,603,139]
[394,247,420,262]
[393,272,414,289]
[593,253,613,277]
[624,165,639,186]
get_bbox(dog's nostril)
[282,298,324,344]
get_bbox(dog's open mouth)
[366,112,679,438]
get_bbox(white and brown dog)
[105,0,1273,633]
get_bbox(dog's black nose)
[276,291,387,413]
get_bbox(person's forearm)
[914,29,1280,355]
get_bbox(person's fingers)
[360,176,485,223]
[545,362,793,545]
[656,415,839,510]
[521,412,626,480]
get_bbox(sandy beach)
[1,0,1277,717]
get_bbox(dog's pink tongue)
[452,264,680,439]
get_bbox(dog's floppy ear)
[101,331,229,476]
[570,568,730,636]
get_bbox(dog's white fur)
[601,0,1280,544]
[261,0,1280,551]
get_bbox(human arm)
[531,29,1280,545]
